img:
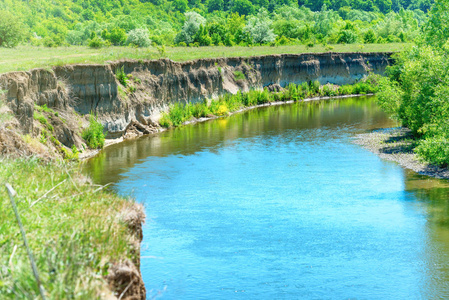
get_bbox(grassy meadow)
[0,43,408,74]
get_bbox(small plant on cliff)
[116,66,129,87]
[233,70,246,81]
[82,114,105,149]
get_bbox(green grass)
[0,43,409,74]
[82,115,106,149]
[0,158,138,299]
[159,76,379,128]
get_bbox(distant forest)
[0,0,433,47]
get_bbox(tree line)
[0,0,430,47]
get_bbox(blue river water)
[85,96,449,299]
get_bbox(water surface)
[85,97,449,299]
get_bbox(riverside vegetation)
[159,77,379,128]
[0,158,143,299]
[376,0,449,167]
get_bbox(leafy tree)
[126,28,152,47]
[175,12,206,45]
[232,0,255,16]
[363,29,377,43]
[101,27,127,45]
[172,0,189,13]
[245,9,276,44]
[337,21,359,43]
[194,24,213,45]
[424,0,449,47]
[0,10,23,47]
[208,0,224,12]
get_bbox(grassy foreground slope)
[0,158,143,299]
[0,43,407,74]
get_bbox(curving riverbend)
[85,96,449,299]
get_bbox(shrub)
[215,104,229,116]
[126,28,151,47]
[337,30,358,44]
[192,101,211,118]
[244,9,276,44]
[101,27,127,46]
[233,70,246,81]
[415,135,449,167]
[0,10,23,47]
[364,29,376,43]
[116,66,129,87]
[88,36,106,48]
[82,115,105,149]
[175,12,206,45]
[159,113,173,128]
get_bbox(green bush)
[0,10,23,47]
[82,115,105,149]
[233,70,246,81]
[88,36,107,48]
[415,135,449,167]
[159,113,173,128]
[126,28,151,47]
[116,66,129,87]
[192,101,211,118]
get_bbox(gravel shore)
[353,127,449,180]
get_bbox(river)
[84,96,449,299]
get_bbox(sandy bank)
[354,127,449,180]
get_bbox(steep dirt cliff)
[1,52,391,145]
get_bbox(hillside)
[0,0,429,48]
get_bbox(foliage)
[234,70,246,80]
[159,79,378,128]
[175,12,206,45]
[126,28,151,47]
[101,27,127,46]
[0,10,23,47]
[424,0,449,47]
[376,0,449,166]
[116,66,129,87]
[245,9,276,44]
[88,35,107,48]
[0,0,428,49]
[82,115,105,149]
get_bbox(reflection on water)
[84,96,449,299]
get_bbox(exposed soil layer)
[0,52,393,147]
[354,128,449,179]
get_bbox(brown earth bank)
[0,52,392,157]
[0,52,392,299]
